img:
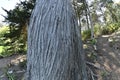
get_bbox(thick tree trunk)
[27,0,87,80]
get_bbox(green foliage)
[0,46,13,57]
[102,23,120,35]
[82,22,120,41]
[87,52,97,61]
[94,24,102,37]
[82,23,102,41]
[90,39,97,45]
[0,26,11,57]
[6,72,16,80]
[3,0,35,27]
[0,26,27,57]
[0,0,35,57]
[3,67,16,80]
[82,29,91,41]
[0,27,9,45]
[0,46,4,54]
[81,24,101,41]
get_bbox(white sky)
[113,0,120,3]
[0,0,120,24]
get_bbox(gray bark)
[27,0,87,80]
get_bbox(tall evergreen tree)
[2,0,35,53]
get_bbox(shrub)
[0,26,27,57]
[82,29,91,41]
[94,24,102,37]
[0,27,10,45]
[101,23,120,35]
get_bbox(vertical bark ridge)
[27,0,87,80]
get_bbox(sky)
[113,0,120,3]
[0,0,120,24]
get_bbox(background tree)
[2,0,35,53]
[27,0,87,80]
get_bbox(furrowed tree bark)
[27,0,87,80]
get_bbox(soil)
[96,31,120,80]
[84,30,120,80]
[0,54,26,80]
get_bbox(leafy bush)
[0,46,4,54]
[90,39,97,45]
[0,46,13,57]
[81,22,120,41]
[82,29,91,41]
[0,26,11,57]
[0,26,27,57]
[94,24,102,37]
[0,26,10,45]
[102,23,120,35]
[81,24,101,41]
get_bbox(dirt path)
[97,31,120,80]
[0,54,26,68]
[0,54,26,80]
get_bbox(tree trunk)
[85,0,94,39]
[27,0,87,80]
[84,0,90,30]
